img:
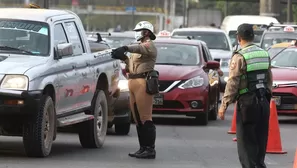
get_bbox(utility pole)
[44,0,49,8]
[132,0,135,27]
[164,0,168,30]
[225,0,229,17]
[259,0,280,19]
[287,0,293,23]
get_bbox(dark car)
[88,33,131,135]
[127,38,221,125]
[259,23,297,50]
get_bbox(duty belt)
[128,72,148,79]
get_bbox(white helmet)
[133,21,156,41]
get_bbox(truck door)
[53,23,79,115]
[64,21,94,109]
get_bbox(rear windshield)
[267,47,285,58]
[155,43,200,65]
[171,31,230,51]
[261,33,297,49]
[271,48,297,67]
[229,30,264,46]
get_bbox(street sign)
[125,6,136,12]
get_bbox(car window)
[271,48,297,67]
[261,33,297,50]
[155,43,200,65]
[203,45,213,61]
[229,30,264,46]
[54,23,68,46]
[172,31,231,51]
[0,19,50,56]
[64,21,84,55]
[201,45,209,62]
[267,47,285,58]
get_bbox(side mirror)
[205,61,220,69]
[56,43,73,58]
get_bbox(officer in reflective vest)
[218,23,273,168]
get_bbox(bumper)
[273,87,297,114]
[0,89,42,115]
[153,87,208,116]
[113,91,130,124]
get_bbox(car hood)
[272,67,297,85]
[155,65,203,80]
[209,49,232,60]
[0,55,48,74]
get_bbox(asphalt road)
[0,104,296,168]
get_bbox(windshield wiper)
[0,46,34,55]
[156,63,183,65]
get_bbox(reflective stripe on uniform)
[245,57,270,64]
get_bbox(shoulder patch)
[230,60,236,70]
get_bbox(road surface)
[0,104,296,168]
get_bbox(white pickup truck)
[0,8,121,157]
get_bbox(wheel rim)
[44,106,51,149]
[96,104,103,137]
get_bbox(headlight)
[178,76,204,89]
[224,76,229,82]
[118,79,129,92]
[0,75,29,90]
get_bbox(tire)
[115,123,131,135]
[22,95,55,157]
[209,90,219,121]
[195,101,209,125]
[78,90,108,148]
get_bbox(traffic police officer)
[111,21,158,159]
[218,23,273,168]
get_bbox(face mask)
[135,31,143,41]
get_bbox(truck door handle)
[72,65,76,69]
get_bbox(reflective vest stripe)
[246,62,270,71]
[239,88,248,94]
[245,57,270,64]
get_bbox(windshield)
[229,30,264,46]
[261,33,297,50]
[171,31,230,51]
[271,48,297,67]
[104,37,135,48]
[267,47,285,58]
[0,19,49,56]
[155,43,199,65]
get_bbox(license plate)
[153,94,164,105]
[272,96,281,106]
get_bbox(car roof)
[172,27,225,33]
[0,8,73,22]
[153,38,204,45]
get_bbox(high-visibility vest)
[237,44,270,95]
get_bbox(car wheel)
[115,123,131,135]
[78,90,108,148]
[209,90,219,120]
[23,95,55,157]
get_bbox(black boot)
[135,121,156,159]
[128,126,145,157]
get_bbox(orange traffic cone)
[228,103,237,134]
[293,148,297,168]
[266,100,287,154]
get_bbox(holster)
[145,70,159,95]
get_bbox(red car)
[122,38,220,125]
[271,46,297,114]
